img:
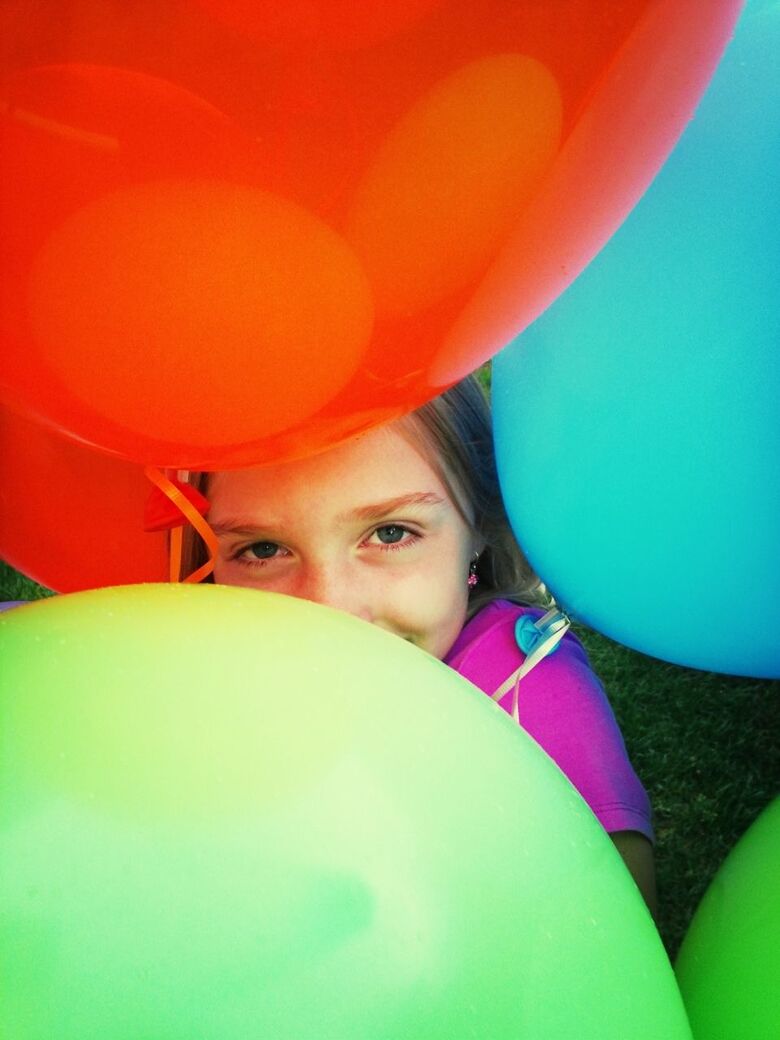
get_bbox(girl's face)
[208,423,481,659]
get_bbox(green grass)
[2,560,777,959]
[0,561,56,603]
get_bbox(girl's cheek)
[214,557,265,587]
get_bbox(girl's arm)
[611,830,657,919]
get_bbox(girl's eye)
[245,541,282,560]
[374,524,406,544]
[369,524,422,550]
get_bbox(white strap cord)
[490,608,571,723]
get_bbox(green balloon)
[0,585,689,1039]
[676,797,780,1040]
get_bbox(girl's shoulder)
[452,598,544,642]
[446,601,654,844]
[444,599,591,693]
[446,598,587,658]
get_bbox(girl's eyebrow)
[209,492,446,536]
[209,517,275,537]
[343,492,445,521]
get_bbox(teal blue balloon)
[493,0,780,677]
[0,585,690,1039]
[676,797,780,1040]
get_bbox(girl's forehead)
[208,423,453,508]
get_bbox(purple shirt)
[445,600,654,841]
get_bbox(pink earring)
[467,558,479,588]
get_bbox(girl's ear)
[471,535,486,560]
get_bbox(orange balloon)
[0,0,742,474]
[196,0,442,50]
[0,406,166,592]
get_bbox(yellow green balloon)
[676,797,780,1040]
[0,584,690,1039]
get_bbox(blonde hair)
[394,375,547,614]
[181,374,548,612]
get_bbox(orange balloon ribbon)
[143,467,218,584]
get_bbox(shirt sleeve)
[515,637,654,841]
[447,604,654,842]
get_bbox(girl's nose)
[295,561,373,623]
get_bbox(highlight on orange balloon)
[196,0,442,50]
[345,54,561,320]
[24,180,373,463]
[0,405,167,593]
